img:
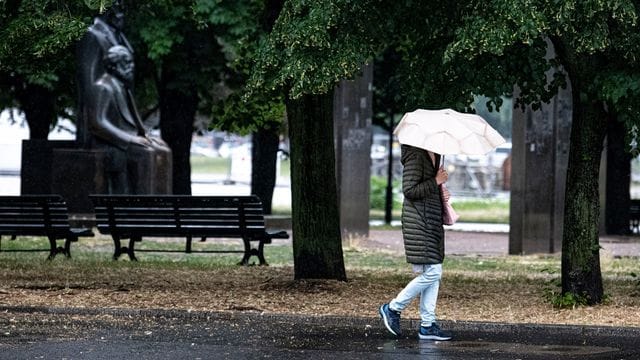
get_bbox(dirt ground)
[1,260,639,328]
[1,229,639,328]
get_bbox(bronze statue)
[90,45,172,194]
[76,1,172,194]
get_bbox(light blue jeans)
[389,263,442,327]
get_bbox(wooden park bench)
[0,195,94,259]
[90,195,289,265]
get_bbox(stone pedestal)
[333,63,373,240]
[51,149,107,214]
[21,139,170,215]
[21,140,76,195]
[21,141,108,214]
[509,85,572,254]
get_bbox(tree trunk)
[385,110,395,224]
[18,84,55,140]
[605,115,632,235]
[286,92,346,281]
[251,125,280,214]
[561,93,606,305]
[159,68,197,195]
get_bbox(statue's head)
[105,45,134,85]
[104,0,125,30]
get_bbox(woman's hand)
[435,166,448,185]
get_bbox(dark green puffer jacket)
[400,145,445,264]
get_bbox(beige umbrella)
[393,108,506,155]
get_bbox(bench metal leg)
[113,236,139,261]
[127,237,138,261]
[45,237,69,260]
[239,238,268,266]
[47,236,58,260]
[63,236,75,259]
[239,238,252,266]
[112,236,123,260]
[186,235,192,253]
[257,240,267,266]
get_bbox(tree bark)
[561,88,606,305]
[286,92,346,281]
[18,83,55,140]
[251,125,280,214]
[605,115,632,235]
[159,67,197,195]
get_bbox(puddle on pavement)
[415,341,620,356]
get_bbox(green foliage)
[211,91,286,134]
[249,0,393,99]
[548,291,589,309]
[541,267,612,308]
[137,14,185,62]
[369,176,400,211]
[0,1,89,89]
[130,2,227,88]
[441,0,640,115]
[0,1,95,120]
[540,268,584,309]
[191,0,288,133]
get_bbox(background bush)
[370,176,401,210]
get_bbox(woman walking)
[379,144,452,340]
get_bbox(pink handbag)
[440,184,459,225]
[442,201,460,225]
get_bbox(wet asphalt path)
[1,307,639,359]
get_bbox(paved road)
[2,307,639,359]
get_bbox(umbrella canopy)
[393,108,506,155]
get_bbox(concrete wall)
[334,64,373,239]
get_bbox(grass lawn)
[190,156,231,174]
[370,198,509,225]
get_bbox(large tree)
[437,0,640,304]
[133,0,284,196]
[129,1,230,194]
[202,0,287,214]
[249,0,394,280]
[362,0,640,304]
